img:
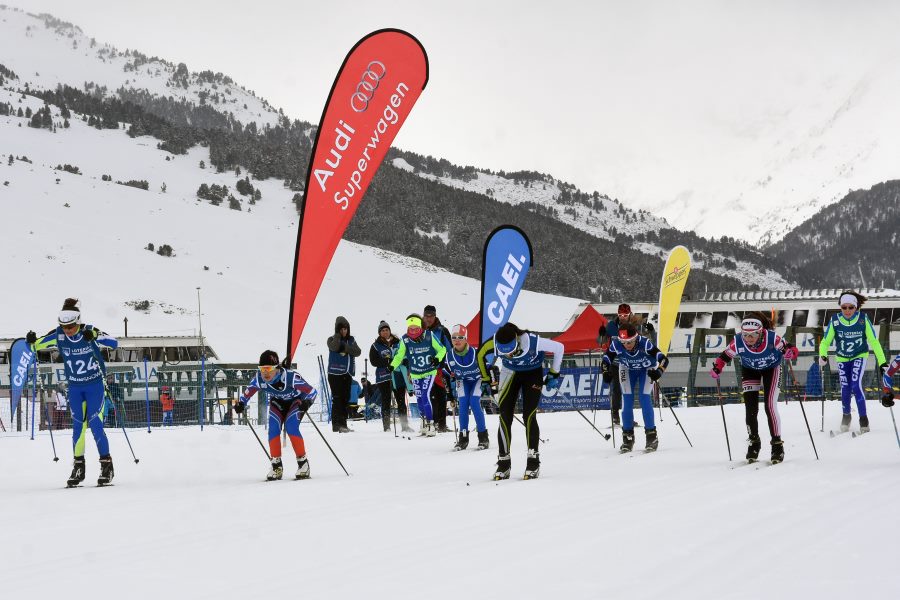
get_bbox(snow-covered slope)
[2,403,898,599]
[0,6,281,128]
[0,102,581,363]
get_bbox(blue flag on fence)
[8,338,34,420]
[479,226,533,346]
[805,362,823,397]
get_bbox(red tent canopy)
[552,305,608,354]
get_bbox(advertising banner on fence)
[479,225,534,345]
[538,367,609,411]
[287,29,429,360]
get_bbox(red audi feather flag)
[286,30,428,360]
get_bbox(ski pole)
[33,351,59,461]
[715,380,732,461]
[302,405,350,476]
[889,404,899,450]
[246,415,271,460]
[818,362,824,432]
[657,382,692,447]
[786,362,819,460]
[91,345,139,464]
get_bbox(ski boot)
[746,434,761,463]
[859,415,870,434]
[295,455,310,480]
[523,449,541,480]
[493,454,511,480]
[645,428,659,452]
[67,456,86,487]
[97,455,114,486]
[771,437,785,464]
[267,457,284,481]
[840,413,851,433]
[476,430,490,450]
[453,430,469,451]
[424,421,437,437]
[619,429,635,453]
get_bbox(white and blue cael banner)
[538,366,610,411]
[8,338,34,419]
[479,225,534,345]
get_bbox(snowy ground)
[2,401,898,599]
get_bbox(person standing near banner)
[235,350,317,480]
[389,314,446,437]
[817,290,888,434]
[710,312,798,463]
[369,321,412,433]
[446,324,489,451]
[160,386,175,426]
[26,298,118,487]
[423,305,453,432]
[477,322,563,480]
[326,316,361,433]
[602,317,669,453]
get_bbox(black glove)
[543,371,561,391]
[879,364,889,378]
[26,330,37,344]
[233,402,245,414]
[387,363,395,372]
[481,381,494,397]
[299,399,314,413]
[647,368,662,382]
[430,355,440,367]
[882,393,895,408]
[601,361,612,383]
[82,327,96,342]
[645,322,655,333]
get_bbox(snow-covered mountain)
[0,2,815,342]
[0,6,281,128]
[628,52,900,246]
[0,96,582,363]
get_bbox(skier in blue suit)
[446,324,489,451]
[602,316,669,453]
[28,298,118,487]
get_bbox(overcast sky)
[14,0,900,212]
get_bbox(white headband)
[58,310,81,326]
[740,318,763,333]
[839,294,858,308]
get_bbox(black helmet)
[258,350,279,366]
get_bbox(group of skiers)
[21,289,900,486]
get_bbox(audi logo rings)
[350,61,387,113]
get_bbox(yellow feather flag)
[656,246,692,355]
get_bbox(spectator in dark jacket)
[369,320,413,432]
[326,315,361,433]
[423,304,452,432]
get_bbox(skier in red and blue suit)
[710,312,798,464]
[882,354,900,407]
[236,350,317,481]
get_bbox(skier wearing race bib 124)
[389,314,447,438]
[818,290,888,434]
[26,298,118,487]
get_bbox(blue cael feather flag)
[8,338,34,422]
[479,226,534,346]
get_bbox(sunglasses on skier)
[258,365,278,374]
[840,305,856,310]
[451,336,466,341]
